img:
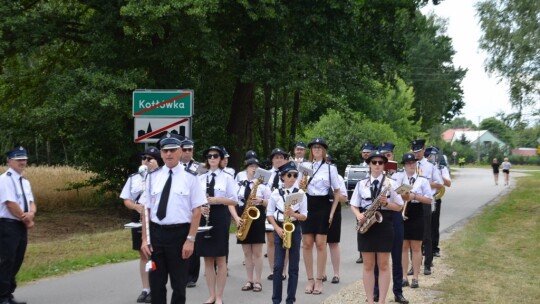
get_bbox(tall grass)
[0,165,100,211]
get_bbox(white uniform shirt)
[305,161,341,196]
[392,171,433,203]
[120,173,144,202]
[417,157,443,196]
[147,164,206,225]
[223,167,235,177]
[266,187,308,222]
[439,165,451,181]
[350,175,403,209]
[236,176,271,207]
[198,169,239,204]
[235,170,247,183]
[337,174,347,197]
[268,167,284,191]
[0,168,35,220]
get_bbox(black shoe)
[373,295,379,302]
[424,266,432,275]
[407,268,413,276]
[433,251,441,257]
[0,299,10,304]
[331,276,340,284]
[187,281,197,288]
[267,273,273,280]
[356,256,363,264]
[321,275,327,282]
[394,294,409,303]
[282,274,287,280]
[144,293,151,304]
[137,291,150,303]
[411,279,419,288]
[402,279,409,287]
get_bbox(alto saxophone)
[356,177,391,234]
[236,177,262,241]
[282,193,299,249]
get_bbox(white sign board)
[134,118,191,143]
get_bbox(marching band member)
[235,150,258,183]
[236,158,271,293]
[197,146,239,304]
[426,147,452,258]
[350,151,403,304]
[411,139,443,276]
[395,153,432,289]
[372,143,409,303]
[267,161,308,304]
[220,147,236,177]
[266,148,289,281]
[292,142,307,168]
[140,133,206,304]
[299,138,341,295]
[357,142,375,264]
[120,146,161,303]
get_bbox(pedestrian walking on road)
[491,158,500,185]
[501,158,511,186]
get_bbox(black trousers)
[0,220,27,301]
[149,223,190,304]
[431,199,442,253]
[422,205,433,268]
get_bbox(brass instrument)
[434,186,445,200]
[282,193,300,249]
[356,177,391,234]
[236,177,262,241]
[298,164,313,192]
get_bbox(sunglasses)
[206,153,220,159]
[182,148,193,152]
[141,156,154,161]
[162,148,178,153]
[284,173,299,178]
[370,160,385,165]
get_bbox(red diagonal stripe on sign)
[134,92,190,116]
[135,118,189,142]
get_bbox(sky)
[421,0,514,125]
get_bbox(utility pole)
[477,116,481,163]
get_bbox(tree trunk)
[280,90,288,150]
[226,79,255,170]
[290,90,300,151]
[263,85,272,159]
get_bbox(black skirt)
[130,210,142,251]
[403,203,424,240]
[302,194,331,235]
[357,210,394,252]
[236,205,266,244]
[326,204,342,243]
[197,204,230,257]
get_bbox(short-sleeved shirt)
[0,168,35,220]
[198,169,239,203]
[266,187,308,222]
[417,157,443,196]
[236,176,271,207]
[306,161,341,196]
[146,164,206,225]
[350,175,403,209]
[120,173,143,202]
[392,171,433,202]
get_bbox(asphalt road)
[16,168,524,304]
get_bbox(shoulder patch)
[185,161,200,176]
[7,172,12,176]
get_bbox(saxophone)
[236,177,262,241]
[282,193,299,249]
[356,177,391,234]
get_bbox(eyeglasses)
[182,148,193,152]
[285,173,299,178]
[141,156,154,161]
[162,148,178,153]
[206,153,220,159]
[370,160,385,165]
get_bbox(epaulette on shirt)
[7,172,11,176]
[223,170,233,177]
[129,172,140,178]
[185,161,201,176]
[149,166,163,175]
[397,168,404,173]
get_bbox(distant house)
[442,128,507,150]
[512,148,537,157]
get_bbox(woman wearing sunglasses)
[350,150,404,304]
[197,146,239,304]
[300,138,342,295]
[236,157,271,293]
[267,161,308,304]
[120,146,162,303]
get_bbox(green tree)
[476,0,540,114]
[479,117,512,145]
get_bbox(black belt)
[150,222,190,230]
[0,218,22,223]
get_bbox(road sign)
[132,90,193,117]
[134,118,191,143]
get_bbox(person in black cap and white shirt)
[0,146,36,304]
[299,138,341,296]
[197,146,238,304]
[350,150,404,304]
[267,161,308,304]
[360,143,376,167]
[220,147,236,177]
[393,152,432,289]
[140,133,206,304]
[265,148,290,281]
[235,150,259,183]
[120,146,161,303]
[292,142,307,168]
[410,139,443,276]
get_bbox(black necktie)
[207,173,216,197]
[20,177,28,212]
[244,181,251,202]
[371,179,379,198]
[272,170,279,190]
[409,177,416,185]
[157,170,172,220]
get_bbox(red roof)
[441,128,473,142]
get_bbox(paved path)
[16,168,526,304]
